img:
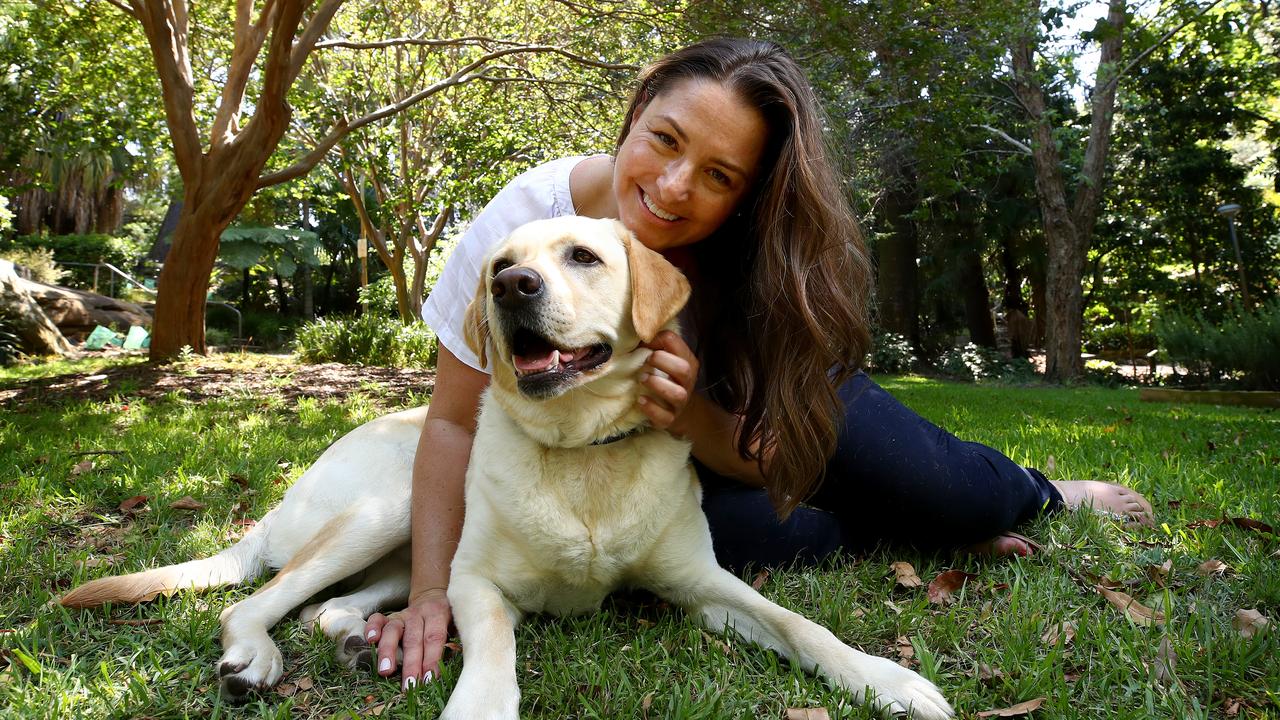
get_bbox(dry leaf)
[169,496,206,511]
[977,697,1046,717]
[1233,609,1269,638]
[108,618,163,627]
[641,692,653,715]
[1187,517,1276,535]
[1224,698,1244,717]
[785,708,831,720]
[977,663,1005,682]
[1196,559,1229,576]
[895,635,915,662]
[276,682,297,697]
[883,600,903,615]
[890,561,922,588]
[118,495,148,513]
[1041,621,1077,646]
[228,473,249,490]
[1153,635,1183,691]
[1146,560,1172,585]
[365,702,387,717]
[751,569,770,591]
[80,555,121,569]
[927,569,975,605]
[295,676,313,691]
[1096,585,1166,626]
[70,460,95,476]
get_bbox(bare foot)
[1051,480,1154,527]
[965,531,1043,558]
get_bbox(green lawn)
[1,355,1276,719]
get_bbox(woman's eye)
[708,169,731,186]
[571,247,599,265]
[492,259,513,275]
[654,131,677,148]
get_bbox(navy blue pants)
[701,372,1063,572]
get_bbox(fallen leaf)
[118,495,148,513]
[1224,698,1243,717]
[927,569,975,605]
[108,618,163,627]
[1233,609,1269,638]
[1153,635,1182,691]
[79,555,121,569]
[1146,560,1172,585]
[1196,559,1229,576]
[295,676,313,691]
[1187,517,1276,535]
[276,682,297,697]
[641,692,653,715]
[168,496,206,511]
[977,663,1004,682]
[1096,586,1166,626]
[1166,498,1180,509]
[785,708,831,720]
[895,635,915,660]
[365,702,386,716]
[977,697,1046,717]
[70,460,95,476]
[751,569,770,591]
[228,473,249,490]
[890,561,923,588]
[883,600,903,615]
[1041,621,1077,646]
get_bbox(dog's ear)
[619,221,691,342]
[463,269,490,369]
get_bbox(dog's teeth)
[547,350,560,370]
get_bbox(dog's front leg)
[654,561,954,720]
[441,573,522,720]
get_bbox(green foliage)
[219,227,326,277]
[0,233,147,290]
[0,196,13,235]
[294,314,437,368]
[0,304,21,366]
[0,246,65,285]
[935,342,1034,383]
[867,332,916,373]
[358,274,402,318]
[1156,300,1280,389]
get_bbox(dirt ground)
[0,351,436,409]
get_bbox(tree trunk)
[149,208,230,358]
[874,180,920,346]
[958,247,996,348]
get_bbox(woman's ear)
[463,271,490,369]
[619,222,691,342]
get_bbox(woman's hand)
[638,330,700,437]
[364,589,452,689]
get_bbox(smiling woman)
[366,37,1153,694]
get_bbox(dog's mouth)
[511,327,613,380]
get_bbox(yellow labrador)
[61,216,953,719]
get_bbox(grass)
[1,355,1277,719]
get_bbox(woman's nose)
[656,160,692,203]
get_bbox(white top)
[422,156,591,373]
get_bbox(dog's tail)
[59,507,279,609]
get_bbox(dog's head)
[464,217,690,401]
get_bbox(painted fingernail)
[378,657,391,673]
[637,396,648,405]
[423,670,434,683]
[404,675,417,690]
[367,628,377,640]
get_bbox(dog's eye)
[570,247,599,265]
[492,258,513,276]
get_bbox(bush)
[0,234,148,292]
[936,342,1035,383]
[1156,300,1280,389]
[294,313,437,368]
[0,247,67,285]
[868,332,916,373]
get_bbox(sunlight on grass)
[0,361,1275,718]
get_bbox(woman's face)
[612,78,768,252]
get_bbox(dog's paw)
[851,655,954,720]
[338,632,376,671]
[217,638,284,702]
[440,681,519,720]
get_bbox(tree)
[107,0,642,359]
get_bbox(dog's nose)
[492,267,543,307]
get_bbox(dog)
[61,216,954,719]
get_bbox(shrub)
[0,234,148,292]
[294,313,437,369]
[1156,300,1280,389]
[868,332,916,373]
[936,342,1035,383]
[0,247,67,285]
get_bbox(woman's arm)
[639,330,767,487]
[365,347,489,688]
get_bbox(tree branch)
[973,124,1033,155]
[258,44,618,188]
[210,0,278,148]
[315,35,639,72]
[288,0,345,85]
[103,0,137,18]
[1100,0,1228,96]
[136,0,203,186]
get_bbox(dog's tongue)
[515,349,559,374]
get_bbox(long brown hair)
[617,38,873,518]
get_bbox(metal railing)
[58,261,242,339]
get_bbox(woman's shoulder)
[491,155,594,218]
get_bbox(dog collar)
[591,426,647,446]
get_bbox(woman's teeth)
[642,192,679,221]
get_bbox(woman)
[366,38,1153,688]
